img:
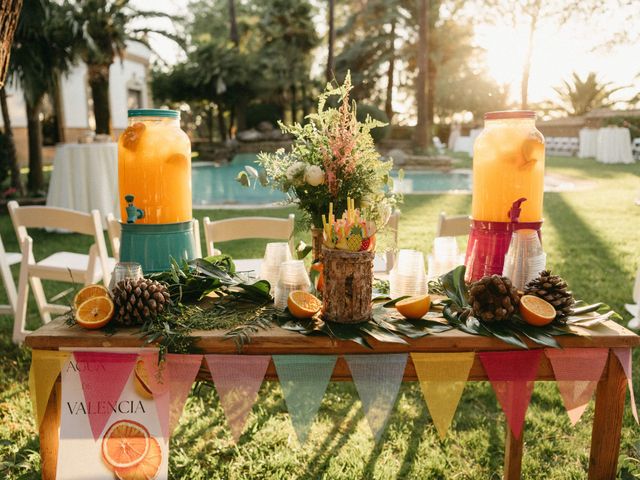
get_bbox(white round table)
[596,127,634,164]
[578,128,598,158]
[46,143,120,224]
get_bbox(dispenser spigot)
[508,197,527,223]
[125,194,144,224]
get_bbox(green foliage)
[0,133,9,187]
[253,74,399,228]
[553,71,628,116]
[355,104,390,143]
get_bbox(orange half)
[395,294,431,320]
[287,291,322,319]
[75,296,114,329]
[519,295,556,326]
[102,420,150,470]
[73,284,110,310]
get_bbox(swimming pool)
[192,154,472,207]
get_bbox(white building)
[1,41,151,166]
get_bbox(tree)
[553,72,627,116]
[486,0,613,109]
[326,0,335,82]
[8,0,75,192]
[413,0,430,151]
[0,0,23,88]
[67,0,178,135]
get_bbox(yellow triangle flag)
[411,352,475,440]
[28,350,70,428]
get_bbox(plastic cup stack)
[389,249,427,298]
[427,237,465,280]
[274,260,311,310]
[260,242,293,295]
[502,229,546,290]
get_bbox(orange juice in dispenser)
[117,109,196,272]
[465,111,545,281]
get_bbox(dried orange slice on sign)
[115,437,162,480]
[287,291,322,319]
[73,284,110,310]
[75,296,114,329]
[133,360,154,400]
[519,295,556,326]
[395,294,431,320]
[102,420,150,470]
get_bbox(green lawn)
[1,156,640,479]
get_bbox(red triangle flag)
[478,350,542,439]
[545,348,608,425]
[73,351,138,440]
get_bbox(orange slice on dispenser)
[519,295,556,326]
[287,291,322,319]
[395,295,431,320]
[75,296,114,329]
[121,122,146,151]
[73,284,110,310]
[102,420,150,470]
[115,437,162,480]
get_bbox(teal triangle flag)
[345,354,408,441]
[273,355,337,444]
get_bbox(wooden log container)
[321,246,374,323]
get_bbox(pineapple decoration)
[112,278,172,326]
[322,197,376,252]
[468,274,520,322]
[524,270,575,319]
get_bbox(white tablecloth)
[596,127,634,164]
[578,128,598,158]
[47,143,120,224]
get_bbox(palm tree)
[8,0,75,193]
[414,0,431,152]
[67,0,178,135]
[553,72,626,116]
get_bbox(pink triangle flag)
[73,351,138,440]
[545,348,608,425]
[478,350,542,439]
[613,348,639,423]
[205,355,271,442]
[140,352,203,438]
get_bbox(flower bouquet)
[243,73,399,237]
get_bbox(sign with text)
[57,353,169,480]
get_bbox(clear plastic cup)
[109,262,143,291]
[390,250,427,298]
[502,230,546,290]
[260,242,293,295]
[274,260,311,310]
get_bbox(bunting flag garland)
[28,350,70,428]
[73,351,138,440]
[141,352,203,438]
[613,347,639,423]
[272,355,337,444]
[478,350,542,439]
[344,354,408,442]
[545,348,608,425]
[411,352,475,440]
[205,355,271,442]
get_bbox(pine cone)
[112,278,171,326]
[524,270,575,319]
[468,274,520,322]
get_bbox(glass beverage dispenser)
[117,109,196,272]
[464,110,545,282]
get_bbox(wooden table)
[26,317,640,480]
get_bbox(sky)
[133,0,640,109]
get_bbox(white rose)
[286,161,307,181]
[304,165,325,186]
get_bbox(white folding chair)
[0,233,21,316]
[202,215,295,274]
[436,212,471,237]
[8,201,115,344]
[105,214,202,261]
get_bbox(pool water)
[192,154,472,206]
